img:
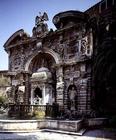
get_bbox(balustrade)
[8,104,56,119]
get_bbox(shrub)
[0,96,7,104]
[0,96,8,114]
[0,77,10,86]
[33,110,45,119]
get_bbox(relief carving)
[80,39,87,54]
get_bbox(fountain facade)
[2,0,116,119]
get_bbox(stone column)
[24,72,31,104]
[79,78,88,113]
[56,66,64,109]
[42,84,46,105]
[86,72,92,113]
[30,86,34,104]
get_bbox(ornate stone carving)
[80,38,87,54]
[32,12,49,37]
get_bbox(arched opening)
[34,87,42,98]
[28,52,56,73]
[30,52,58,105]
[67,85,78,111]
[33,87,42,105]
[25,47,62,72]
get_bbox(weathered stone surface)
[0,120,38,130]
[88,118,109,127]
[0,119,82,132]
[2,1,116,118]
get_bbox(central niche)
[30,52,56,105]
[29,52,55,73]
[33,87,42,104]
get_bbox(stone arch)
[25,48,61,71]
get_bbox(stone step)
[41,128,86,136]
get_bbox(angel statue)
[35,12,49,26]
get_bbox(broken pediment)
[4,29,30,51]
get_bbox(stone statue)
[35,12,49,26]
[33,95,43,105]
[32,12,49,37]
[81,39,86,54]
[68,86,77,111]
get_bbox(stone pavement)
[0,129,115,140]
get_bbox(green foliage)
[33,110,45,119]
[0,96,8,114]
[0,77,10,86]
[0,96,7,104]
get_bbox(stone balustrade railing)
[8,104,57,119]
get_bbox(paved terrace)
[0,129,116,140]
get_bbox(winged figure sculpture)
[35,12,49,26]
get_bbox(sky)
[0,0,101,70]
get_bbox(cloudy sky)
[0,0,101,70]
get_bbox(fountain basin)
[0,120,38,131]
[0,119,83,132]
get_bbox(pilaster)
[56,66,64,108]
